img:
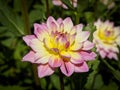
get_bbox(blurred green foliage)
[0,0,120,90]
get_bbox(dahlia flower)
[22,16,96,78]
[93,19,120,60]
[52,0,77,9]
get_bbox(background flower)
[23,16,96,78]
[100,0,115,9]
[52,0,77,9]
[93,19,120,60]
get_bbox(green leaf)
[13,0,21,12]
[100,82,118,90]
[93,74,104,89]
[50,74,60,90]
[29,4,46,26]
[85,60,100,89]
[0,1,25,36]
[0,85,27,90]
[84,12,95,23]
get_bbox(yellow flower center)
[44,31,73,55]
[98,29,115,44]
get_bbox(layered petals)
[93,19,120,60]
[22,16,96,78]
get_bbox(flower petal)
[70,52,81,60]
[22,51,35,63]
[49,56,62,67]
[62,4,68,9]
[47,16,58,31]
[52,0,62,5]
[76,31,90,43]
[70,52,83,64]
[108,52,118,60]
[35,54,51,64]
[70,42,82,51]
[23,35,36,46]
[34,23,49,41]
[30,39,49,57]
[116,36,120,46]
[60,61,74,76]
[60,51,71,58]
[80,51,96,61]
[82,41,94,50]
[74,62,89,72]
[63,17,73,33]
[99,50,107,58]
[38,64,54,78]
[57,18,63,25]
[75,24,83,33]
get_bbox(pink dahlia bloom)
[23,16,96,78]
[52,0,77,9]
[93,19,120,60]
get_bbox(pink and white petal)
[30,39,49,56]
[73,2,77,7]
[114,27,120,36]
[74,62,89,72]
[57,18,63,25]
[70,58,83,64]
[75,31,90,43]
[34,52,42,60]
[52,0,62,6]
[108,52,118,60]
[80,51,96,61]
[38,64,54,78]
[35,54,51,64]
[34,23,49,41]
[22,51,36,63]
[48,56,62,67]
[62,4,68,9]
[60,51,71,58]
[82,41,94,50]
[69,34,76,46]
[60,61,74,76]
[70,27,76,35]
[23,35,36,46]
[116,36,120,46]
[99,50,107,58]
[70,42,82,51]
[47,16,58,31]
[63,17,73,33]
[110,46,119,53]
[94,19,102,29]
[70,52,81,60]
[75,24,83,33]
[70,52,83,64]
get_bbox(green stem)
[32,64,41,89]
[21,0,41,89]
[21,0,30,34]
[74,11,79,24]
[45,0,50,17]
[102,59,114,71]
[59,69,64,90]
